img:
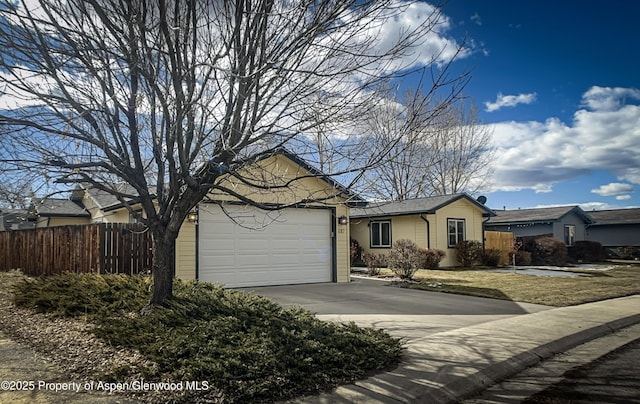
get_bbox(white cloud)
[581,86,640,111]
[352,1,469,72]
[470,13,482,26]
[489,86,640,193]
[616,195,632,201]
[591,182,634,197]
[485,92,537,112]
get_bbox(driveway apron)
[243,277,552,341]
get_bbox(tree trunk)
[146,229,177,309]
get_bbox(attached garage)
[198,204,334,288]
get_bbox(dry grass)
[382,264,640,307]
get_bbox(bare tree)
[357,86,434,200]
[358,92,493,200]
[0,178,33,209]
[426,100,495,195]
[0,0,466,307]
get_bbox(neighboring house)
[586,208,640,248]
[30,197,91,227]
[485,206,595,246]
[70,183,143,223]
[23,149,361,288]
[350,193,496,267]
[0,208,34,231]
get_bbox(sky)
[1,1,639,213]
[431,0,640,211]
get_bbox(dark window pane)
[371,223,380,246]
[381,222,390,246]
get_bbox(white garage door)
[198,204,333,287]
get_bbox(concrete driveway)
[244,277,552,341]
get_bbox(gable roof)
[350,193,495,218]
[487,206,595,225]
[588,208,640,225]
[69,149,363,213]
[278,149,365,204]
[31,198,90,217]
[72,183,142,212]
[234,147,365,205]
[77,182,138,211]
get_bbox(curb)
[432,313,640,404]
[295,295,640,404]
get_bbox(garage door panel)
[238,240,269,251]
[198,205,332,287]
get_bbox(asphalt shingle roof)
[487,206,594,224]
[86,186,137,210]
[588,208,640,225]
[350,193,494,218]
[32,198,89,217]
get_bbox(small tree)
[387,239,421,280]
[511,238,524,267]
[362,252,385,276]
[454,240,483,267]
[509,250,532,266]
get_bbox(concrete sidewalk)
[294,295,640,403]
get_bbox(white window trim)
[448,218,466,247]
[565,224,576,246]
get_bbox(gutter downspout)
[420,214,430,249]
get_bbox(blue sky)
[1,1,638,213]
[436,0,640,211]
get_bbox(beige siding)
[351,214,427,257]
[175,221,196,281]
[351,197,488,268]
[99,209,130,223]
[432,198,486,267]
[335,204,351,283]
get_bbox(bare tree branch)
[0,0,466,305]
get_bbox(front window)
[370,221,391,248]
[448,218,466,247]
[564,225,576,246]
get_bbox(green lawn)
[390,264,640,306]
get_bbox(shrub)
[531,236,568,266]
[350,238,364,266]
[509,250,532,266]
[12,274,403,403]
[416,248,446,269]
[12,273,150,317]
[362,252,386,276]
[615,246,640,260]
[454,240,483,267]
[481,248,502,267]
[386,239,420,280]
[568,240,605,263]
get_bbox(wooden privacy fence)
[485,231,515,266]
[0,223,153,276]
